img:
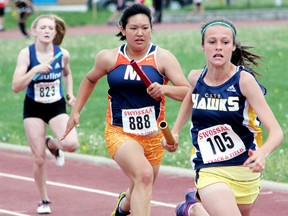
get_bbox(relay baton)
[32,51,63,81]
[159,120,175,145]
[130,60,161,101]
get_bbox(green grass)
[1,6,288,183]
[1,22,288,183]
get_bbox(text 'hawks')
[192,94,239,111]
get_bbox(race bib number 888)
[122,106,158,136]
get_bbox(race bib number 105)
[122,106,158,136]
[198,124,246,164]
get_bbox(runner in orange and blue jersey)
[62,4,189,216]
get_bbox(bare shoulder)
[97,47,117,59]
[239,70,258,89]
[17,47,30,64]
[95,47,119,72]
[188,69,202,88]
[239,70,259,95]
[59,47,69,56]
[155,46,180,74]
[59,47,70,62]
[156,46,174,59]
[19,47,29,57]
[239,69,255,80]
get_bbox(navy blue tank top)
[190,65,266,170]
[26,44,64,104]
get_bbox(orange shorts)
[104,124,164,165]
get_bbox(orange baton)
[159,120,175,145]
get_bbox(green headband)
[201,21,236,37]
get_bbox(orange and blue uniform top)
[190,65,266,170]
[106,43,168,131]
[26,44,64,104]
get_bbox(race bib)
[198,124,246,164]
[122,106,158,136]
[34,80,61,103]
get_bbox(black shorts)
[0,8,4,16]
[23,96,67,124]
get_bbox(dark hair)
[116,3,152,41]
[201,17,262,76]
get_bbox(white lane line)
[0,172,176,208]
[0,209,30,216]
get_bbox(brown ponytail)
[52,15,67,45]
[231,41,262,76]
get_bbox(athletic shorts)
[0,7,4,16]
[105,124,164,165]
[195,166,261,204]
[23,95,67,124]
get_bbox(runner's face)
[34,18,57,43]
[123,14,151,52]
[202,25,236,66]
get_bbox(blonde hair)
[31,14,67,45]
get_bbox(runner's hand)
[243,149,266,173]
[67,95,76,107]
[161,134,179,152]
[61,113,80,140]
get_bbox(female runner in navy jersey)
[161,17,283,216]
[62,3,189,216]
[12,14,78,214]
